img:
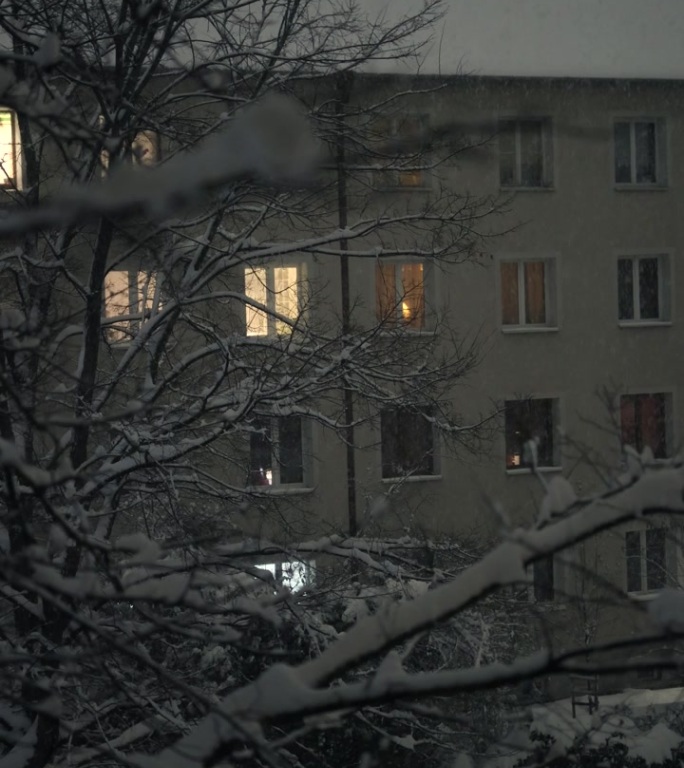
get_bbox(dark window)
[626,529,666,592]
[533,558,555,601]
[620,393,667,458]
[381,408,434,478]
[618,256,666,322]
[249,416,304,486]
[614,120,663,185]
[505,399,556,469]
[499,119,552,188]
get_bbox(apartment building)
[225,74,684,669]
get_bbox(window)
[249,416,309,487]
[499,118,553,188]
[614,119,666,185]
[259,560,314,591]
[100,128,160,171]
[533,558,555,601]
[371,114,429,189]
[500,258,556,327]
[103,270,159,343]
[505,398,559,469]
[376,262,426,329]
[381,408,435,479]
[0,109,20,188]
[244,266,302,336]
[626,529,667,592]
[617,255,670,323]
[620,393,669,459]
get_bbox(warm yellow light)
[401,300,411,319]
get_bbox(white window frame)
[499,256,557,330]
[372,113,430,191]
[375,259,432,331]
[103,269,160,344]
[498,117,553,189]
[617,253,671,325]
[504,396,562,472]
[625,528,668,594]
[248,416,312,489]
[0,109,21,190]
[244,263,306,337]
[259,559,315,591]
[613,117,667,187]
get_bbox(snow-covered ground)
[485,686,684,767]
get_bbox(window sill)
[374,186,432,193]
[627,590,660,602]
[618,320,671,329]
[378,328,436,337]
[381,474,442,484]
[246,486,314,496]
[506,466,563,476]
[501,326,559,334]
[614,183,668,192]
[500,185,555,193]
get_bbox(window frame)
[616,252,671,325]
[619,391,672,459]
[613,117,667,188]
[504,396,562,472]
[375,259,432,331]
[498,117,554,190]
[380,406,438,481]
[244,262,306,338]
[625,527,668,594]
[103,269,160,345]
[0,108,21,190]
[248,415,312,490]
[371,113,431,191]
[498,256,558,331]
[258,559,315,591]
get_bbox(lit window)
[499,118,553,188]
[104,270,159,343]
[100,128,160,171]
[245,266,301,336]
[626,529,666,592]
[500,258,556,327]
[617,255,670,323]
[620,393,669,459]
[505,398,559,470]
[259,560,314,591]
[249,416,309,487]
[376,262,426,329]
[381,407,435,479]
[0,109,20,188]
[371,114,429,189]
[614,119,666,186]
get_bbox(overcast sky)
[363,0,684,79]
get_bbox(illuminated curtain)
[0,111,16,187]
[400,263,424,329]
[104,271,132,343]
[245,267,268,336]
[524,261,546,324]
[274,266,299,335]
[376,263,396,323]
[500,262,519,325]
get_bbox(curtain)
[400,263,425,329]
[376,263,396,323]
[524,261,546,324]
[500,262,519,325]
